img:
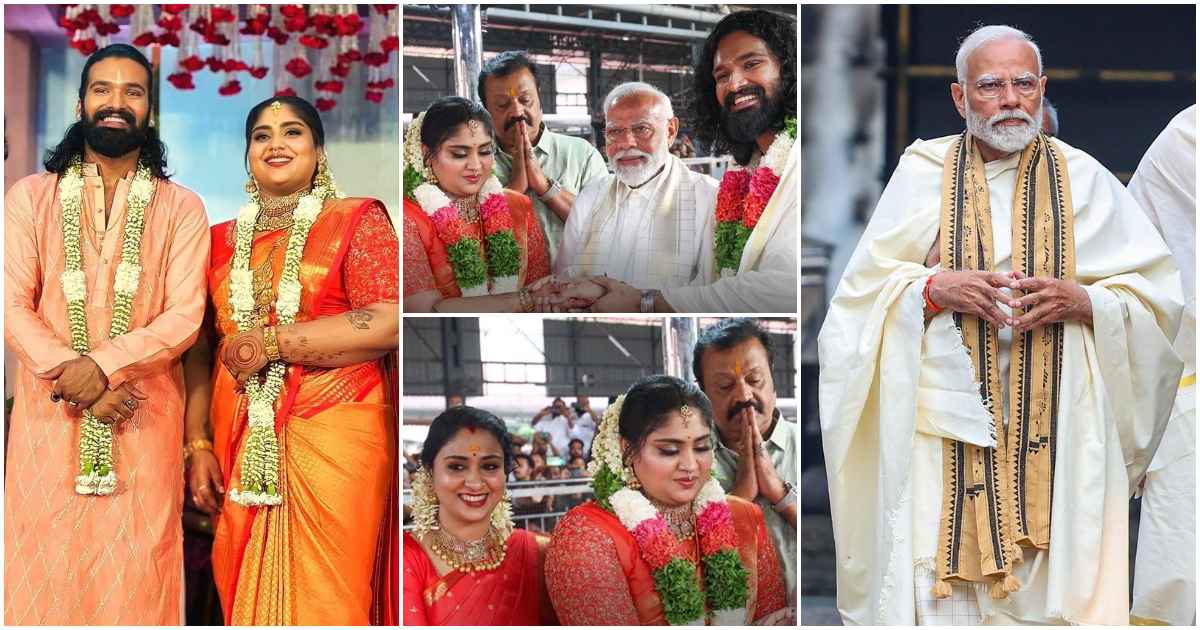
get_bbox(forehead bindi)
[87,58,149,93]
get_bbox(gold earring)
[313,155,334,191]
[244,177,258,195]
[425,161,439,186]
[411,466,440,538]
[623,463,641,490]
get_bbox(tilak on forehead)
[734,358,744,377]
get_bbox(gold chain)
[256,187,310,232]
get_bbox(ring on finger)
[124,399,137,410]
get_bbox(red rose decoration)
[96,22,120,36]
[373,5,396,15]
[381,35,399,53]
[109,5,135,18]
[362,52,387,67]
[329,63,351,78]
[299,35,328,49]
[180,55,204,72]
[162,4,190,15]
[284,57,312,78]
[338,49,363,63]
[275,87,298,98]
[315,98,337,112]
[315,80,344,94]
[240,19,268,36]
[79,8,101,25]
[267,27,289,46]
[364,90,384,104]
[279,5,305,19]
[59,15,82,31]
[378,78,396,89]
[248,66,269,79]
[132,32,157,47]
[218,80,242,96]
[284,15,307,32]
[205,32,230,46]
[73,38,98,55]
[224,59,249,73]
[189,16,209,35]
[158,32,181,47]
[336,14,364,36]
[211,6,235,22]
[311,14,336,35]
[205,56,224,73]
[167,71,195,90]
[157,14,182,31]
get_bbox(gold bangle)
[263,325,281,362]
[184,438,214,462]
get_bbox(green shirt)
[491,126,609,265]
[712,411,798,607]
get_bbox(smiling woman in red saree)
[182,96,399,625]
[403,406,557,626]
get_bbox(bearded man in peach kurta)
[3,44,209,625]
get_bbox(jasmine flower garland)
[58,155,154,496]
[227,178,341,507]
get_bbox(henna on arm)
[275,301,398,368]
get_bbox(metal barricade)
[402,477,596,534]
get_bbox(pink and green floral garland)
[714,116,796,276]
[590,396,750,625]
[405,111,521,296]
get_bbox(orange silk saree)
[208,197,398,625]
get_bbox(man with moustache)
[556,82,718,289]
[477,51,608,267]
[574,10,798,313]
[819,25,1182,624]
[693,318,798,610]
[4,44,209,625]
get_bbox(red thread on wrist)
[924,274,944,314]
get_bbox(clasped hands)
[38,356,146,425]
[926,269,1092,331]
[526,275,644,312]
[220,327,270,385]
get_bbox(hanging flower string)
[226,173,342,507]
[58,156,155,496]
[589,397,751,625]
[713,115,796,276]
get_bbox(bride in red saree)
[404,406,557,625]
[403,96,551,312]
[545,376,791,625]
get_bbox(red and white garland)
[713,120,794,277]
[60,4,397,111]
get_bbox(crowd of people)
[402,9,798,313]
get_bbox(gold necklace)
[450,195,481,223]
[648,496,696,539]
[256,187,310,231]
[427,525,507,573]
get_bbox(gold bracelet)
[183,438,214,462]
[263,325,281,362]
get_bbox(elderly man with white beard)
[555,82,717,289]
[819,25,1183,625]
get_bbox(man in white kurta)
[1128,104,1196,626]
[819,26,1183,625]
[556,83,717,289]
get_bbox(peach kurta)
[4,164,210,625]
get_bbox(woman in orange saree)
[545,376,791,626]
[403,96,552,312]
[404,406,557,626]
[182,96,398,625]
